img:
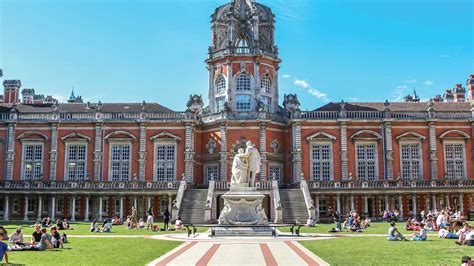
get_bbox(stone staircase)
[179,189,208,225]
[279,189,309,224]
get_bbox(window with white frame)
[27,198,36,213]
[400,143,422,179]
[236,94,251,111]
[216,76,226,95]
[269,164,283,183]
[110,144,131,181]
[101,198,109,213]
[408,197,414,213]
[236,37,250,54]
[114,199,120,213]
[66,143,87,181]
[154,143,176,181]
[12,199,19,213]
[444,142,465,179]
[42,198,49,214]
[56,198,63,213]
[356,143,378,179]
[261,96,271,112]
[22,143,43,180]
[261,76,271,94]
[216,96,226,112]
[236,74,251,91]
[311,143,333,181]
[204,164,219,184]
[379,198,387,212]
[319,198,328,215]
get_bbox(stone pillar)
[273,68,280,112]
[37,196,42,220]
[138,123,147,181]
[385,195,389,211]
[93,124,103,181]
[219,123,227,181]
[350,195,355,211]
[291,122,303,183]
[398,195,404,218]
[85,196,90,222]
[259,122,267,181]
[336,195,341,213]
[99,197,103,221]
[3,196,9,221]
[134,197,138,209]
[24,195,29,221]
[459,194,464,212]
[340,122,349,180]
[445,194,450,208]
[432,194,437,210]
[49,123,58,180]
[5,123,16,180]
[208,65,215,112]
[71,197,76,222]
[51,196,56,221]
[384,122,394,179]
[184,123,195,183]
[315,196,320,221]
[168,194,173,213]
[147,196,151,211]
[119,197,124,221]
[428,122,438,179]
[364,196,368,214]
[412,195,417,216]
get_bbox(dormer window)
[236,37,250,54]
[216,75,226,95]
[236,74,251,91]
[261,76,271,94]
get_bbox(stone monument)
[216,141,271,236]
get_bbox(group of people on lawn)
[89,206,184,233]
[330,208,371,233]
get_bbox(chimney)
[453,84,466,102]
[468,74,474,103]
[3,80,21,106]
[21,88,35,104]
[443,89,454,102]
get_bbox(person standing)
[146,206,154,231]
[0,226,9,264]
[163,208,170,230]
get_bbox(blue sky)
[1,0,473,111]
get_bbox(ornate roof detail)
[60,132,91,142]
[395,131,426,141]
[350,130,382,141]
[439,129,470,140]
[104,131,137,141]
[17,131,49,141]
[149,131,182,142]
[306,131,337,142]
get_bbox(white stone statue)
[244,141,261,187]
[231,148,249,185]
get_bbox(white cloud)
[294,78,310,89]
[403,79,417,83]
[396,85,408,90]
[347,97,358,101]
[393,85,409,102]
[308,88,327,100]
[424,80,434,86]
[282,74,291,79]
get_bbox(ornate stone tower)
[206,0,281,114]
[3,80,21,106]
[468,74,474,103]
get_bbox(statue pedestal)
[218,187,268,226]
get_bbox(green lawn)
[0,221,208,237]
[300,236,471,266]
[5,237,181,265]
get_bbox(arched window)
[236,74,251,91]
[215,76,226,95]
[236,37,250,54]
[261,76,271,94]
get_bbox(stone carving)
[206,138,217,154]
[270,139,280,153]
[231,141,261,187]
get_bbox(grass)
[300,236,472,266]
[0,222,208,237]
[4,237,181,265]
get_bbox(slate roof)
[0,103,176,113]
[315,102,473,112]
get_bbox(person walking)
[163,209,170,230]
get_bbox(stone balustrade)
[214,180,273,190]
[306,179,474,190]
[0,180,181,191]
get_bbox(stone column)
[138,123,147,181]
[71,197,76,222]
[51,196,56,221]
[85,196,90,222]
[184,123,195,183]
[37,196,42,220]
[5,123,16,180]
[3,196,9,221]
[99,197,103,221]
[412,195,417,216]
[364,196,368,214]
[168,194,173,213]
[134,197,138,209]
[315,196,320,221]
[350,195,355,211]
[93,124,103,181]
[398,195,403,218]
[336,195,341,213]
[384,122,394,179]
[49,123,58,180]
[385,195,389,211]
[254,61,261,101]
[445,194,450,208]
[291,122,303,183]
[340,122,349,180]
[208,65,215,112]
[119,197,124,221]
[432,194,437,210]
[259,122,267,181]
[147,196,151,211]
[24,195,29,221]
[219,123,227,181]
[428,122,438,179]
[459,194,464,212]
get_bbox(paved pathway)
[147,234,329,266]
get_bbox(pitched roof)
[315,102,472,112]
[9,102,176,113]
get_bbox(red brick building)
[1,0,473,223]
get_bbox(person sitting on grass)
[151,224,160,232]
[90,219,99,232]
[102,220,112,233]
[350,218,363,233]
[438,226,459,239]
[456,227,474,246]
[0,226,9,264]
[387,221,407,241]
[412,223,427,241]
[461,256,473,266]
[32,224,43,245]
[62,219,71,230]
[174,217,184,231]
[138,218,146,229]
[112,216,121,225]
[9,228,26,248]
[50,227,63,249]
[406,218,415,231]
